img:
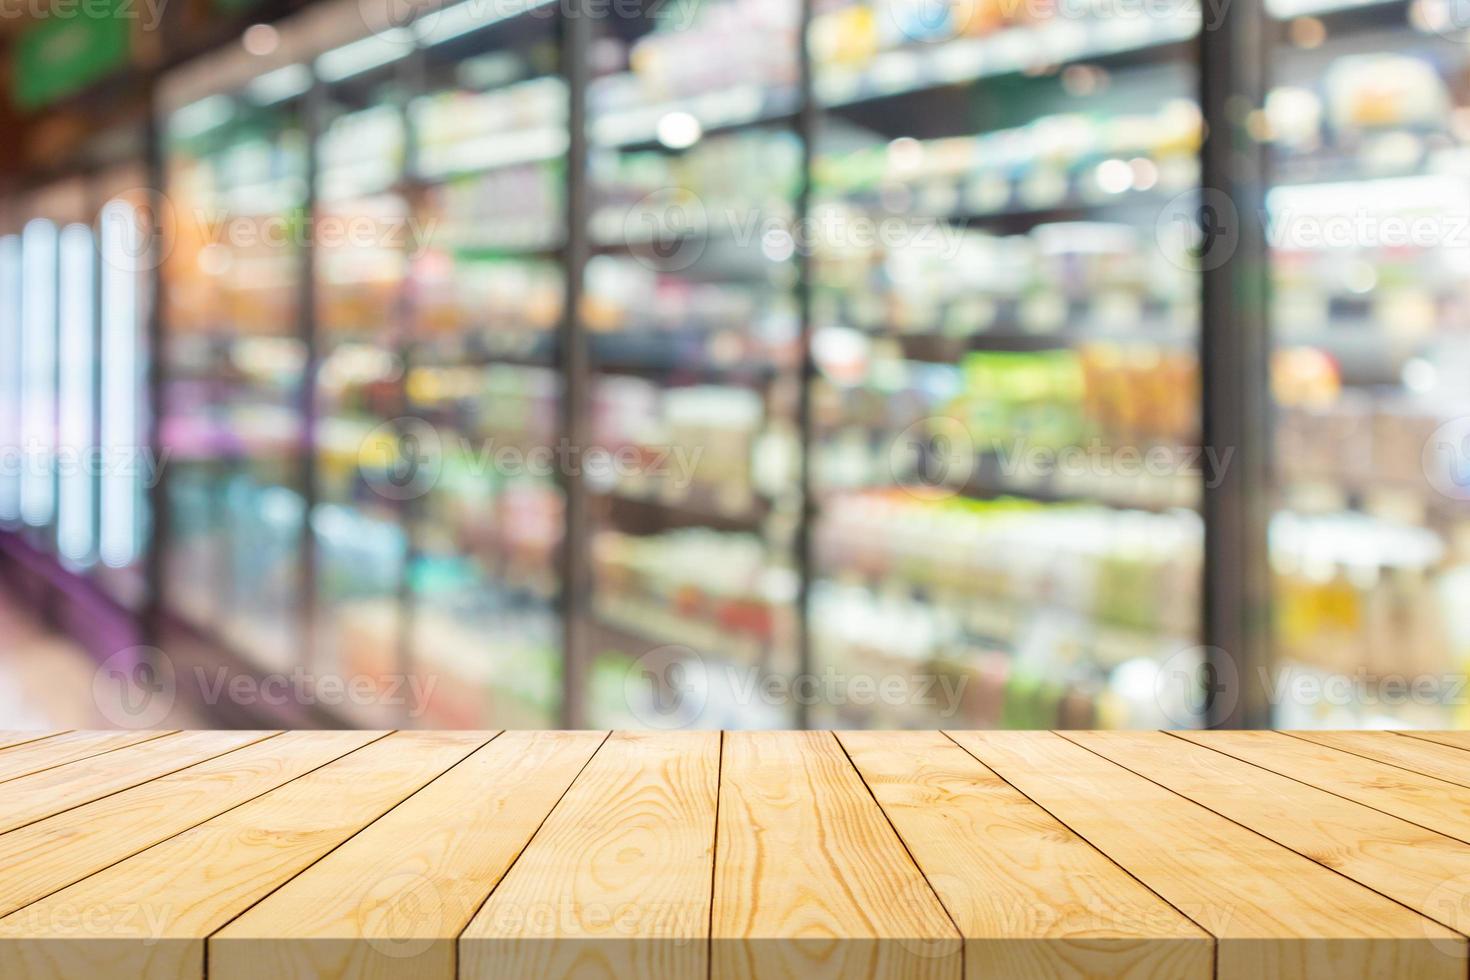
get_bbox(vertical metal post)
[299,79,324,676]
[559,0,592,728]
[143,91,170,656]
[793,0,816,731]
[1199,0,1272,728]
[396,43,428,728]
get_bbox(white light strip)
[57,223,95,565]
[315,30,412,82]
[0,235,20,524]
[245,63,314,106]
[99,201,142,569]
[170,94,235,140]
[20,219,57,529]
[416,0,556,46]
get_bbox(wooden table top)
[0,730,1469,979]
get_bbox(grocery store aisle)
[0,590,202,730]
[0,590,106,729]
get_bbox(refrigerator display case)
[806,0,1207,726]
[160,85,311,672]
[9,182,92,557]
[1264,0,1470,726]
[401,2,567,727]
[309,57,413,722]
[581,0,806,728]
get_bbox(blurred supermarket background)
[0,0,1468,732]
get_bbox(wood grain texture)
[949,731,1466,980]
[0,729,173,783]
[0,729,276,835]
[212,730,606,980]
[1068,731,1470,936]
[463,730,716,980]
[0,730,383,920]
[1402,731,1470,754]
[712,730,961,980]
[1289,730,1470,788]
[0,732,66,753]
[837,730,1212,980]
[1175,730,1470,844]
[0,731,490,980]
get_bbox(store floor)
[0,589,203,730]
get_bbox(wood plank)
[1175,730,1470,844]
[211,730,607,980]
[0,730,384,920]
[0,730,276,835]
[711,730,961,980]
[1402,731,1470,754]
[837,730,1212,980]
[948,730,1465,980]
[1067,731,1470,937]
[0,732,67,753]
[1288,731,1470,789]
[0,729,174,783]
[0,731,492,980]
[462,730,716,980]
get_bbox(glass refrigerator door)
[18,213,58,544]
[0,230,18,529]
[405,4,567,727]
[1265,0,1470,727]
[583,0,805,729]
[310,59,412,719]
[808,0,1205,727]
[161,91,310,671]
[93,171,156,608]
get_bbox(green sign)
[12,0,132,110]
